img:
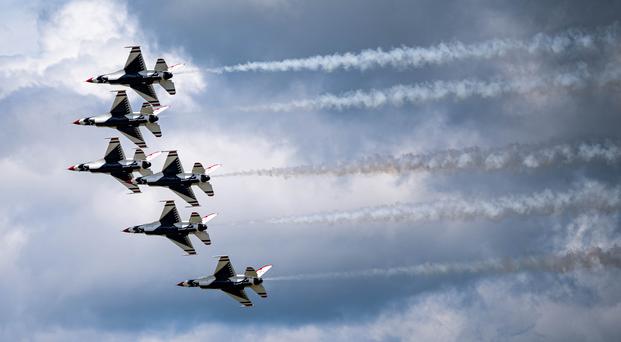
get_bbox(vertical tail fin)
[256,264,273,278]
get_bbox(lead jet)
[86,46,179,106]
[68,137,159,193]
[123,200,217,255]
[73,90,167,148]
[177,256,272,307]
[134,151,220,207]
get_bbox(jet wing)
[169,184,199,207]
[110,172,140,193]
[104,137,125,163]
[221,287,253,307]
[166,233,196,255]
[162,151,184,175]
[117,125,146,148]
[109,90,132,117]
[130,83,160,107]
[124,46,146,73]
[159,200,181,226]
[213,255,236,280]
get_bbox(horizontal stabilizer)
[197,181,214,197]
[133,148,146,161]
[192,162,205,174]
[140,102,153,115]
[189,212,202,224]
[244,267,258,278]
[250,284,268,298]
[154,58,168,72]
[193,231,211,245]
[145,122,162,137]
[160,79,176,95]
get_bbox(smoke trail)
[216,140,621,178]
[267,245,621,281]
[240,66,597,112]
[267,181,621,225]
[207,24,619,73]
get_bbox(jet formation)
[71,46,271,307]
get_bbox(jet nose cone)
[85,77,93,83]
[122,228,131,233]
[176,281,186,287]
[67,165,76,171]
[73,119,81,125]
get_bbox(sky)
[1,0,621,341]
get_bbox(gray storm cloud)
[240,65,602,112]
[266,181,621,225]
[217,140,621,178]
[207,24,619,73]
[268,245,621,281]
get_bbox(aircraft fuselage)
[136,173,209,187]
[70,159,148,174]
[92,70,172,86]
[128,221,207,236]
[76,113,158,128]
[184,275,263,291]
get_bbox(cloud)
[0,0,205,108]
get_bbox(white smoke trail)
[267,181,621,225]
[216,140,621,178]
[207,24,619,73]
[267,245,621,281]
[240,66,596,112]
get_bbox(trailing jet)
[68,137,159,193]
[73,90,167,148]
[123,200,217,255]
[86,46,179,106]
[134,151,220,207]
[177,256,272,307]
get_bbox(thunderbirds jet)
[123,200,217,255]
[86,46,179,106]
[177,256,272,307]
[73,90,167,148]
[68,137,159,193]
[134,151,220,207]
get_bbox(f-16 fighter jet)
[86,46,179,106]
[68,137,159,193]
[73,90,167,148]
[123,200,217,255]
[134,151,220,207]
[177,256,272,307]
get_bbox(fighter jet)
[68,137,159,193]
[123,200,217,255]
[86,46,179,106]
[73,90,167,148]
[177,256,272,307]
[134,150,220,207]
